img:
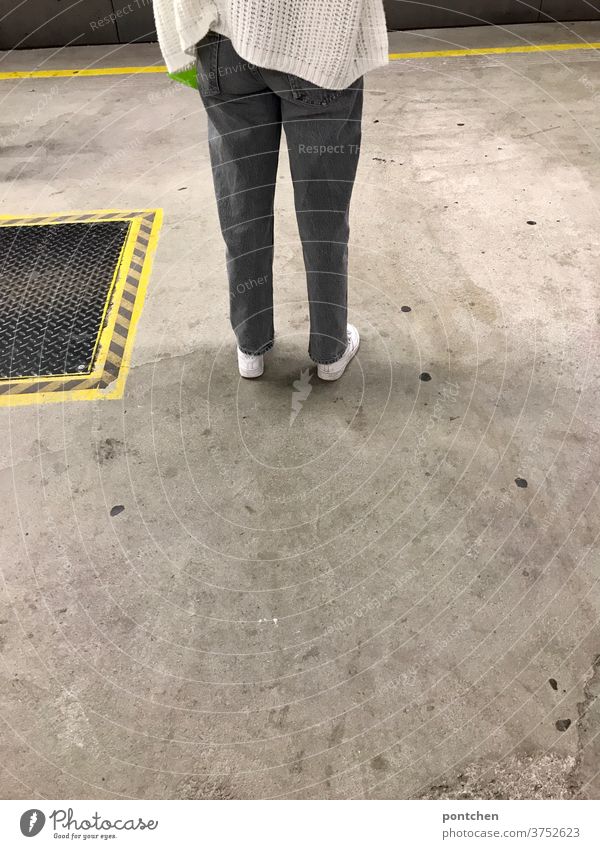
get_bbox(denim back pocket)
[196,32,222,97]
[287,74,344,107]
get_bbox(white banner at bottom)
[0,799,598,848]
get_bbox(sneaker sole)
[239,365,264,379]
[317,367,346,382]
[317,340,360,381]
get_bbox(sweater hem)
[156,3,390,89]
[160,10,215,74]
[231,39,389,89]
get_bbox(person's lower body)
[196,32,363,374]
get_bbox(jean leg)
[198,42,282,355]
[280,79,363,364]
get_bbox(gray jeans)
[196,33,364,364]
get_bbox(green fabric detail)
[168,68,198,90]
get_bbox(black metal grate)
[0,220,130,379]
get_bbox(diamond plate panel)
[0,220,130,379]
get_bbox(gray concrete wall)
[1,1,600,50]
[385,0,600,29]
[385,0,541,29]
[0,0,156,49]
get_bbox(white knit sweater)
[153,0,389,89]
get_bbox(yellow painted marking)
[110,326,130,347]
[125,266,142,282]
[0,41,599,81]
[0,209,157,222]
[87,219,133,373]
[0,385,110,406]
[388,41,600,59]
[0,66,167,80]
[104,209,163,401]
[0,212,138,384]
[79,214,142,383]
[0,209,163,406]
[105,349,123,369]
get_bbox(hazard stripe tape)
[0,208,163,405]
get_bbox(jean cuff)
[309,346,347,365]
[238,340,274,357]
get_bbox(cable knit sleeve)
[154,0,219,73]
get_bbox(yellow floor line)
[0,40,599,81]
[389,41,600,59]
[0,65,168,80]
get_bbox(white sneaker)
[317,324,360,381]
[237,348,264,379]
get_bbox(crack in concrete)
[569,653,600,798]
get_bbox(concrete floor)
[1,20,600,800]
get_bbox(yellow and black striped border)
[0,208,163,407]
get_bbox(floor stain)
[417,753,576,800]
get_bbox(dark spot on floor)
[417,753,575,799]
[290,750,305,774]
[401,305,412,312]
[110,505,125,517]
[515,477,528,488]
[301,645,319,662]
[549,678,558,691]
[329,721,345,747]
[371,754,390,771]
[555,718,571,732]
[324,763,334,788]
[527,220,537,225]
[177,776,234,800]
[419,372,432,382]
[95,437,124,463]
[268,704,290,728]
